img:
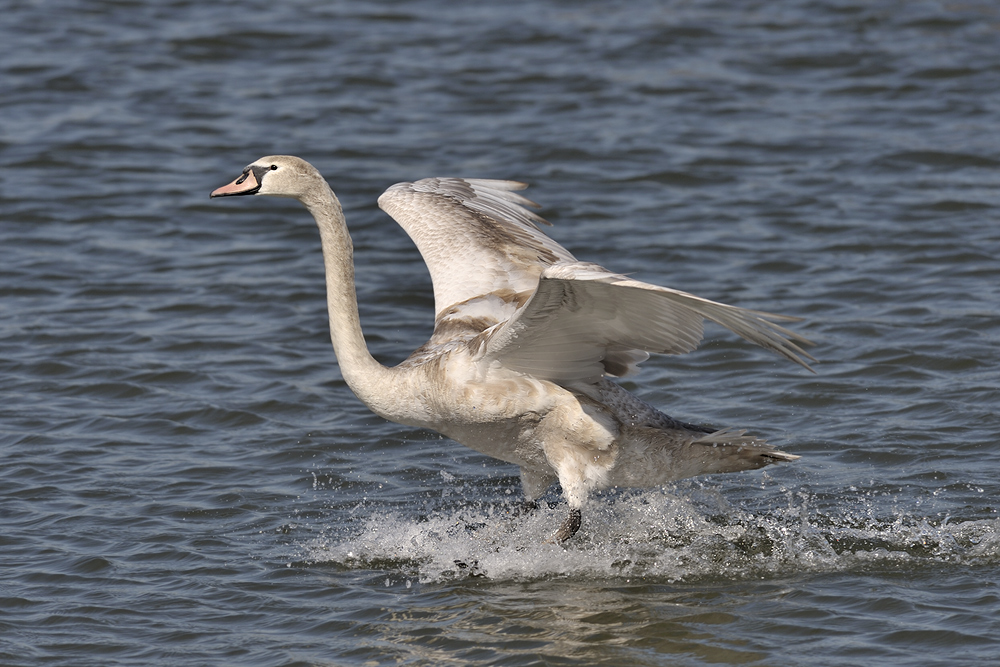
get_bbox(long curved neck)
[300,185,394,412]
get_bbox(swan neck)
[302,185,391,405]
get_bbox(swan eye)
[270,165,278,171]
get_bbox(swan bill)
[210,167,262,198]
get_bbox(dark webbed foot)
[551,508,582,543]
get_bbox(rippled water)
[4,1,1000,665]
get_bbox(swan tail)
[611,426,799,487]
[689,427,800,471]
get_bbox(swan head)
[210,155,326,201]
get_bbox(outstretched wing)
[378,178,576,324]
[381,177,813,377]
[480,262,815,384]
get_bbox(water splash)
[297,485,1000,583]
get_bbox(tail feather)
[692,427,799,459]
[610,425,799,488]
[687,427,799,474]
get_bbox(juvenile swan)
[211,156,814,542]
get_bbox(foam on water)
[298,484,1000,583]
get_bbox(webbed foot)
[550,508,582,543]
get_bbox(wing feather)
[378,178,574,321]
[482,262,815,384]
[379,178,814,379]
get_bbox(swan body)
[212,155,814,541]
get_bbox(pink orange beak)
[210,168,261,198]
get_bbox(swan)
[211,155,814,542]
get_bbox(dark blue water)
[3,1,1000,665]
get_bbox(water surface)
[3,1,1000,665]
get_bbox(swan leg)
[519,466,556,503]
